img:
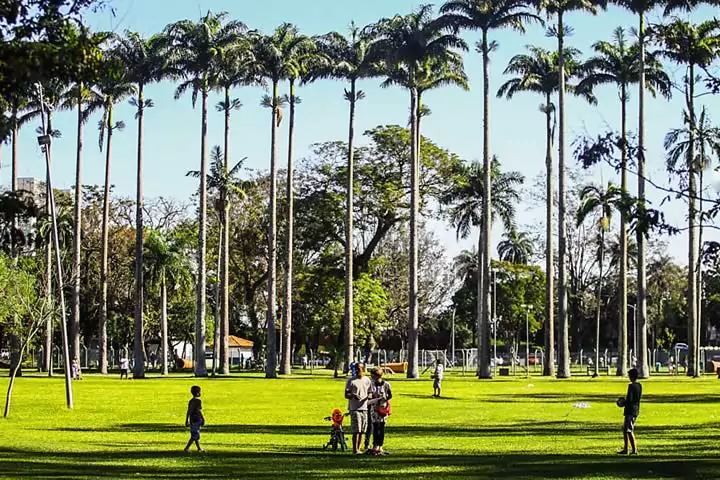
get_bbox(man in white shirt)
[345,362,372,454]
[433,360,444,397]
[120,357,129,380]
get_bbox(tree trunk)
[133,84,145,380]
[556,11,571,378]
[479,29,492,379]
[407,86,419,379]
[213,226,222,376]
[636,12,649,379]
[697,156,704,354]
[618,83,629,376]
[281,79,296,375]
[476,223,484,377]
[195,89,209,377]
[44,221,52,377]
[687,65,698,377]
[220,86,231,376]
[72,83,85,374]
[161,279,168,375]
[344,80,356,372]
[4,338,30,417]
[543,96,555,377]
[99,104,113,379]
[595,228,605,376]
[11,120,18,257]
[266,80,279,379]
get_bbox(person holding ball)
[616,368,642,455]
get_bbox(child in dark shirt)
[617,368,642,455]
[184,385,205,452]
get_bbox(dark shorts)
[623,415,637,433]
[190,422,202,441]
[350,410,368,434]
[433,378,442,389]
[120,368,128,376]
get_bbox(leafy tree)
[498,229,534,264]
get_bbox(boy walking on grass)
[185,385,205,453]
[432,359,444,397]
[618,368,642,455]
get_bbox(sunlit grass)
[1,368,719,479]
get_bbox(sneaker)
[183,448,190,453]
[617,450,628,455]
[630,451,638,456]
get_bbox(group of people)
[344,362,393,456]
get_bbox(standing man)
[345,362,372,454]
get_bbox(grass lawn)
[1,369,719,479]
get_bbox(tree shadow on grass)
[1,447,720,479]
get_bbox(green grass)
[1,369,720,479]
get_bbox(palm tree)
[577,26,671,377]
[454,248,479,283]
[314,24,379,373]
[498,229,534,264]
[440,0,541,380]
[279,28,317,376]
[576,182,622,377]
[538,0,606,379]
[213,32,259,375]
[255,23,318,378]
[115,30,167,379]
[497,44,596,376]
[653,18,720,377]
[165,11,246,377]
[88,55,136,376]
[144,230,193,376]
[369,4,468,378]
[59,78,100,372]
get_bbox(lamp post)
[451,307,456,367]
[521,304,534,377]
[36,83,73,409]
[491,268,499,372]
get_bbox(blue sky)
[8,0,720,264]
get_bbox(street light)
[490,315,501,377]
[521,304,534,377]
[491,268,499,374]
[451,307,456,367]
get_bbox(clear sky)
[8,0,720,265]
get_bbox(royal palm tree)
[613,0,720,384]
[213,32,260,375]
[497,229,534,264]
[144,230,193,376]
[440,0,542,379]
[497,44,595,376]
[653,18,720,377]
[115,30,167,379]
[369,4,468,378]
[279,28,317,375]
[314,24,379,372]
[87,55,136,377]
[165,11,246,377]
[577,26,671,377]
[255,24,317,378]
[538,0,606,378]
[576,182,622,377]
[454,248,479,283]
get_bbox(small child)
[184,385,205,453]
[617,368,642,455]
[432,360,444,397]
[119,356,129,380]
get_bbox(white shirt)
[120,358,129,369]
[434,364,444,380]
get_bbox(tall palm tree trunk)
[478,29,492,380]
[212,225,222,376]
[99,105,114,379]
[636,12,649,379]
[595,229,605,376]
[72,84,86,374]
[11,120,18,258]
[697,154,704,357]
[220,86,231,375]
[133,85,146,379]
[161,279,168,375]
[266,80,279,379]
[281,80,296,375]
[687,65,698,377]
[477,221,485,376]
[543,95,555,377]
[344,80,356,371]
[619,83,629,377]
[44,215,52,376]
[556,12,571,378]
[407,86,420,379]
[195,89,209,377]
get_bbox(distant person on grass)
[617,368,642,455]
[119,356,129,380]
[368,367,392,456]
[184,385,205,453]
[432,359,444,397]
[345,362,372,454]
